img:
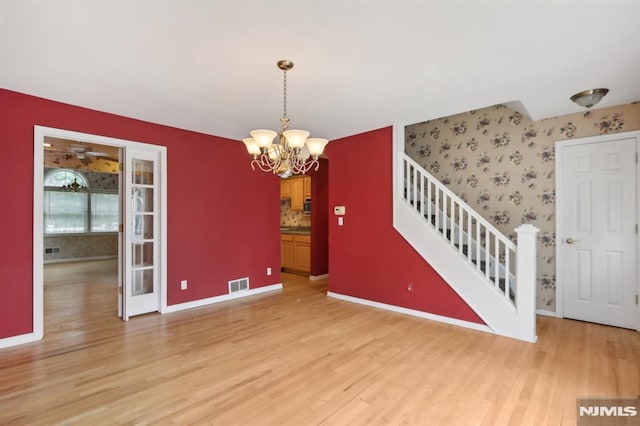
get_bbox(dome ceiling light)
[570,88,609,108]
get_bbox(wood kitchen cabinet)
[303,176,312,199]
[281,175,311,210]
[281,234,294,269]
[290,178,304,210]
[281,233,311,274]
[292,234,311,272]
[280,179,291,199]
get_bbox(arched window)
[44,169,119,234]
[44,169,89,190]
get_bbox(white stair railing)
[396,151,539,342]
[403,155,516,303]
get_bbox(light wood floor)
[0,260,638,425]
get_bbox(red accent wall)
[310,158,329,276]
[326,127,483,324]
[0,89,281,339]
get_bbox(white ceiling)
[2,1,639,142]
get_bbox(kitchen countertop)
[280,226,311,235]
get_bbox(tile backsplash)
[281,199,311,227]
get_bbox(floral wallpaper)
[406,103,640,311]
[281,199,311,227]
[44,153,119,173]
[44,167,119,190]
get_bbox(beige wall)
[405,103,640,311]
[43,234,118,262]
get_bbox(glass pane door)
[123,149,160,319]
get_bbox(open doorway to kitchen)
[279,158,329,281]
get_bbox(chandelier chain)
[282,69,288,120]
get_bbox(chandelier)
[243,60,329,178]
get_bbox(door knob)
[565,237,578,244]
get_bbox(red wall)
[326,127,483,324]
[0,89,281,339]
[310,158,329,276]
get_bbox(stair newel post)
[515,224,540,342]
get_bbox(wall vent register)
[228,277,250,294]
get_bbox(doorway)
[43,138,121,327]
[33,126,167,340]
[556,130,639,330]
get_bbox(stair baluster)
[395,151,539,342]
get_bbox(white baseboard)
[536,309,557,317]
[162,283,283,314]
[44,255,118,264]
[326,291,493,334]
[0,332,41,349]
[309,274,329,281]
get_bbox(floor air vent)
[45,247,61,254]
[228,277,249,294]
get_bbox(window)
[44,169,119,234]
[44,191,88,233]
[91,193,119,232]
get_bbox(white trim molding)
[0,332,40,350]
[536,309,557,317]
[162,284,283,314]
[327,291,493,335]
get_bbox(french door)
[122,146,162,320]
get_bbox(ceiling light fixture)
[243,60,329,178]
[570,88,609,108]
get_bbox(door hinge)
[636,294,639,305]
[119,162,123,171]
[636,224,638,234]
[118,286,123,295]
[119,224,124,233]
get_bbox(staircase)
[392,126,539,342]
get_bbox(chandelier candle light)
[243,60,329,178]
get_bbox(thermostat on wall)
[334,206,346,215]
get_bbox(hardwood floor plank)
[0,260,638,425]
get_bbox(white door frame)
[33,125,168,341]
[555,130,639,331]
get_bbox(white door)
[559,135,637,329]
[123,146,161,319]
